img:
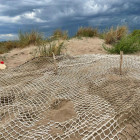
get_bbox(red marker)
[1,61,4,64]
[0,61,6,69]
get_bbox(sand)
[1,37,140,139]
[0,37,111,69]
[64,37,108,55]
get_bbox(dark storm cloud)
[0,0,140,41]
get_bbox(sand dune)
[0,37,111,69]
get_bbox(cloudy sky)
[0,0,140,41]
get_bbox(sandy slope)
[64,37,108,55]
[0,37,111,68]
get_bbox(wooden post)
[52,52,57,75]
[120,51,123,75]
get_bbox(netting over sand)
[0,54,140,140]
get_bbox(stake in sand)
[52,52,57,74]
[120,51,123,75]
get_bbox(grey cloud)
[0,0,140,41]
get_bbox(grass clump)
[32,40,66,58]
[104,26,128,44]
[18,30,43,48]
[0,30,44,54]
[103,35,140,54]
[51,28,68,40]
[75,26,98,37]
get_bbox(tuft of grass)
[18,30,43,48]
[31,40,66,58]
[103,35,140,54]
[51,28,68,40]
[75,26,98,37]
[104,26,128,44]
[0,30,44,54]
[47,41,66,57]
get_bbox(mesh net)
[0,54,140,140]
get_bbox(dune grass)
[0,41,19,54]
[0,30,44,54]
[75,26,98,37]
[102,26,140,54]
[4,41,19,50]
[31,40,66,58]
[103,26,128,44]
[18,30,43,48]
[1,26,140,55]
[50,28,69,40]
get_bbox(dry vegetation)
[75,26,98,37]
[103,26,128,44]
[103,26,140,54]
[0,30,43,54]
[18,30,43,48]
[51,28,68,40]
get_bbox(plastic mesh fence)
[0,54,140,140]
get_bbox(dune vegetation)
[103,27,140,54]
[0,26,140,55]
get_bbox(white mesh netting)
[0,54,140,140]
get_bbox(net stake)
[120,51,123,75]
[52,52,57,75]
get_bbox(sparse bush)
[104,26,128,44]
[75,26,98,37]
[103,35,140,54]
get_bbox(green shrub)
[131,29,140,37]
[103,35,140,54]
[75,26,98,37]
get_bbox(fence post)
[120,51,123,75]
[52,52,57,75]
